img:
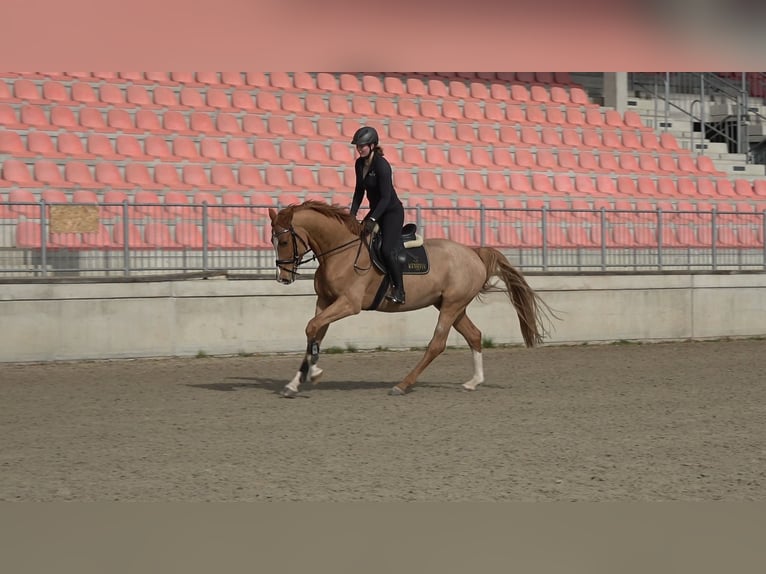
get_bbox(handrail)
[629,72,750,157]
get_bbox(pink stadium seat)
[99,84,126,106]
[753,180,766,198]
[234,223,269,248]
[621,131,643,150]
[658,155,683,174]
[50,107,77,130]
[115,135,150,160]
[86,134,119,160]
[434,123,455,143]
[80,108,109,132]
[126,85,156,108]
[510,84,530,103]
[190,112,218,134]
[618,153,641,173]
[81,224,117,250]
[734,179,754,197]
[624,111,645,129]
[697,155,723,175]
[182,165,217,191]
[737,226,763,247]
[65,161,100,189]
[155,164,191,191]
[565,108,586,127]
[550,86,570,104]
[144,223,181,249]
[417,171,441,194]
[601,131,626,150]
[411,122,436,143]
[557,150,582,172]
[677,155,700,174]
[509,173,531,194]
[8,189,38,218]
[477,125,499,144]
[95,163,132,190]
[578,150,599,172]
[162,190,195,219]
[211,165,247,191]
[105,108,136,134]
[660,133,680,150]
[111,222,151,249]
[174,222,205,249]
[489,82,511,102]
[641,132,662,150]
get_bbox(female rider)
[349,126,406,304]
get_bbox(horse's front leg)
[281,296,361,398]
[282,325,329,397]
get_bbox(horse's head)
[268,207,311,284]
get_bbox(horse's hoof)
[461,383,478,392]
[281,387,298,398]
[388,386,406,396]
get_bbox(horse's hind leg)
[452,311,484,391]
[391,304,464,396]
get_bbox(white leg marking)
[285,371,302,393]
[461,350,484,391]
[309,364,323,380]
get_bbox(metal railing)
[628,72,752,157]
[0,201,765,278]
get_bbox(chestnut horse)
[269,201,549,397]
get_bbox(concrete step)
[712,160,765,177]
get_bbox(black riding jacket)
[350,152,403,221]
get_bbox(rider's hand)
[362,218,377,235]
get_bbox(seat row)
[2,72,582,107]
[4,180,765,224]
[0,153,734,197]
[13,220,272,250]
[9,215,764,252]
[0,132,704,175]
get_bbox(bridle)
[272,225,370,279]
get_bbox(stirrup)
[386,288,405,304]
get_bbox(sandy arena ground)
[1,340,764,501]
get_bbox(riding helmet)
[351,126,379,146]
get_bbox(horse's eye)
[278,241,288,247]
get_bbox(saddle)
[369,223,430,276]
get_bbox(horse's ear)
[268,208,277,223]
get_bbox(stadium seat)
[221,192,256,220]
[81,224,118,249]
[234,222,269,248]
[163,190,194,219]
[175,222,205,249]
[210,165,247,191]
[115,135,150,160]
[144,222,181,248]
[8,189,39,218]
[68,108,104,134]
[182,165,217,191]
[115,109,148,134]
[133,190,166,219]
[64,161,99,189]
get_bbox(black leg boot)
[384,248,406,304]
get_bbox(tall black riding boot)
[384,249,406,304]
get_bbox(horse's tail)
[473,246,551,348]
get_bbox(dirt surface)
[1,340,765,501]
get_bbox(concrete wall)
[1,273,765,363]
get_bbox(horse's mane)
[276,200,362,235]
